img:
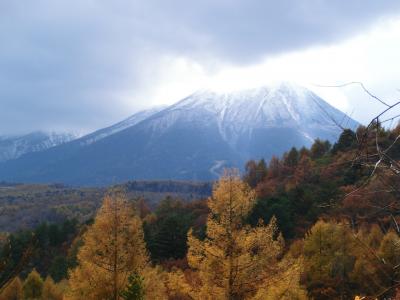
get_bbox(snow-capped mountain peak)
[0,82,360,185]
[0,131,78,162]
[149,83,357,148]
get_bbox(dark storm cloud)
[1,0,399,134]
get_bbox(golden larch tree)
[187,170,284,300]
[68,192,149,300]
[22,269,43,299]
[42,276,63,300]
[251,255,308,300]
[0,276,22,300]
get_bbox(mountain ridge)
[0,83,360,185]
[0,131,78,162]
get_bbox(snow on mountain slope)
[143,82,358,149]
[0,82,360,185]
[0,131,78,162]
[79,106,166,146]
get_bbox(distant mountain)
[0,107,165,163]
[0,83,359,185]
[0,131,77,162]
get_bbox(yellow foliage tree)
[23,269,43,300]
[251,256,307,300]
[377,231,400,287]
[42,276,63,300]
[165,268,196,299]
[303,220,361,299]
[141,265,167,299]
[0,276,22,300]
[350,225,385,296]
[68,192,150,300]
[187,170,284,300]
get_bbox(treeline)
[0,269,66,300]
[121,180,212,207]
[244,125,400,239]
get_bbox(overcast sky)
[1,1,400,135]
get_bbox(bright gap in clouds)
[140,17,400,126]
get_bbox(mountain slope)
[79,105,166,146]
[0,83,359,185]
[0,131,77,162]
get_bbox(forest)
[0,181,212,233]
[0,122,400,299]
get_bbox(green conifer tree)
[120,273,145,300]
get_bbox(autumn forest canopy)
[1,122,400,299]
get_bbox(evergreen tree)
[120,273,145,300]
[285,147,299,167]
[48,255,69,282]
[310,139,331,159]
[150,214,190,260]
[248,196,294,238]
[332,129,357,154]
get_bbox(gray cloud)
[1,0,400,134]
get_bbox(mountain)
[0,83,359,186]
[78,105,167,146]
[0,106,165,164]
[0,131,78,162]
